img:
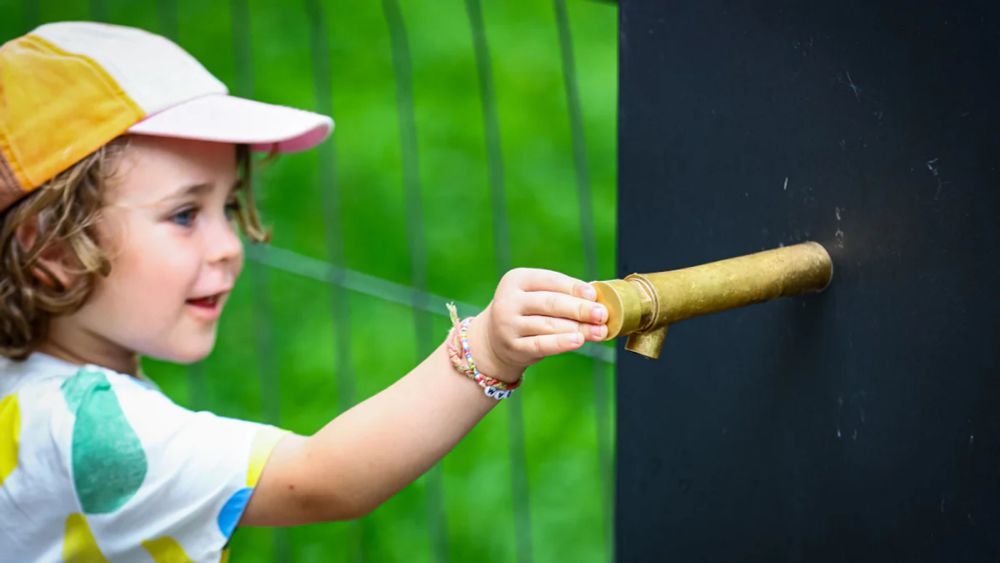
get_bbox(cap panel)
[32,22,227,114]
[0,34,144,194]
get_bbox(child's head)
[0,22,332,367]
[0,135,261,366]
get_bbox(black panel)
[616,1,999,561]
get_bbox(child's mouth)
[187,295,220,308]
[185,292,227,319]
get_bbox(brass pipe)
[591,242,833,359]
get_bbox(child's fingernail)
[591,325,607,339]
[592,305,607,323]
[579,284,597,300]
[571,333,583,345]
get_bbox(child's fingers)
[509,268,594,299]
[521,291,608,324]
[515,332,585,358]
[574,282,598,301]
[517,315,606,340]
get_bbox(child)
[0,22,609,561]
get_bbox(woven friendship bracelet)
[445,303,522,400]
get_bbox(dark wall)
[616,1,998,561]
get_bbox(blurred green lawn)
[1,1,617,561]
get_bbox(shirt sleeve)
[56,365,288,562]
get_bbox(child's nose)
[206,216,244,264]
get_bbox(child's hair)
[0,139,268,361]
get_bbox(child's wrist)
[468,310,524,385]
[443,303,523,401]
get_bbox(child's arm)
[239,268,608,525]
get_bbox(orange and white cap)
[0,21,333,213]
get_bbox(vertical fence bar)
[553,2,614,560]
[381,2,450,563]
[464,2,534,563]
[304,1,367,561]
[303,0,357,420]
[228,1,288,559]
[465,0,511,271]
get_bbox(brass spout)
[592,242,833,359]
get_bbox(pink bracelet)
[445,303,522,400]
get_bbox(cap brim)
[127,94,333,153]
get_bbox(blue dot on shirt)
[218,487,253,539]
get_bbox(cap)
[0,21,334,213]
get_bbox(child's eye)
[224,199,242,220]
[170,207,198,227]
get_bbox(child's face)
[46,136,244,370]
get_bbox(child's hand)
[467,268,608,383]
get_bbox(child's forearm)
[243,337,507,525]
[306,338,501,515]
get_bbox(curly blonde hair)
[0,139,268,360]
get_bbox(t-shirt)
[0,353,288,562]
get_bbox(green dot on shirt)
[61,368,147,514]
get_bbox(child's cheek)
[121,226,201,303]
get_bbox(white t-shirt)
[0,353,287,562]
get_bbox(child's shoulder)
[1,353,161,414]
[1,353,86,442]
[1,352,79,394]
[0,353,183,481]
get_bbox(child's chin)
[160,338,217,364]
[176,349,213,364]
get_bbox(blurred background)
[1,0,617,561]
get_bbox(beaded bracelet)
[445,303,522,400]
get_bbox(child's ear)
[14,217,74,290]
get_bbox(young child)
[0,22,609,561]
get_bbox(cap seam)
[0,127,28,194]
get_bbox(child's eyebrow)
[175,182,213,198]
[163,180,240,201]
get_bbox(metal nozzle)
[591,242,833,359]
